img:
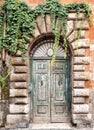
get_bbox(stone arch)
[28,33,72,56]
[7,12,91,127]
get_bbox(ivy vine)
[0,0,92,59]
[0,62,11,99]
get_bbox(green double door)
[31,59,70,123]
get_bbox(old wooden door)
[31,59,70,123]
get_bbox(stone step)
[28,123,72,130]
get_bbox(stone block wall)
[67,13,91,126]
[6,53,30,127]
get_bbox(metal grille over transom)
[30,39,65,57]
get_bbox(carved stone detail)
[73,97,85,104]
[73,89,89,96]
[68,13,85,20]
[10,89,28,97]
[74,72,90,80]
[7,114,29,124]
[74,57,90,65]
[73,104,89,114]
[9,104,29,114]
[10,74,27,81]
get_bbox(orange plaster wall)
[27,0,94,4]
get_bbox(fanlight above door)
[30,39,65,57]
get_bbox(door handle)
[58,81,60,86]
[41,81,43,86]
[51,93,53,98]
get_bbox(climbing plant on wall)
[0,0,92,60]
[0,0,92,95]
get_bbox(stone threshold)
[30,123,72,130]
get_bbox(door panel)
[33,60,50,123]
[51,60,70,122]
[32,59,70,123]
[36,74,47,101]
[54,74,65,101]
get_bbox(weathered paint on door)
[30,59,71,123]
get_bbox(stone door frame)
[30,37,71,123]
